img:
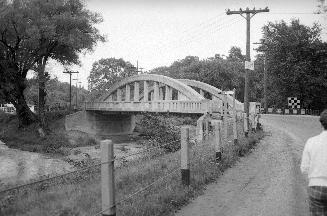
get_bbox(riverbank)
[0,111,195,189]
[1,128,264,216]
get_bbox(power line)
[155,17,242,58]
[269,12,325,15]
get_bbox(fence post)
[223,94,228,138]
[243,113,248,137]
[196,118,204,141]
[181,126,190,186]
[232,89,238,144]
[251,115,256,132]
[101,140,116,216]
[212,120,222,162]
[205,120,209,140]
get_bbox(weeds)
[0,129,264,216]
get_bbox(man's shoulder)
[306,133,323,146]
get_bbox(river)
[0,140,144,189]
[0,141,73,189]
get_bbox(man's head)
[320,109,327,130]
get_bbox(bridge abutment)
[65,111,136,136]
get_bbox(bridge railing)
[85,100,212,114]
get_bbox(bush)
[0,112,16,124]
[138,113,181,152]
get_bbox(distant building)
[0,103,35,114]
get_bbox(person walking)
[301,109,327,216]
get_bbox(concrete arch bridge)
[65,74,243,136]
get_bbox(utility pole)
[254,39,268,114]
[72,78,81,110]
[226,7,269,134]
[63,70,79,111]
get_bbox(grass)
[0,123,264,216]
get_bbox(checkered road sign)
[288,97,300,109]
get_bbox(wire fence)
[0,112,259,216]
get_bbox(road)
[175,114,322,216]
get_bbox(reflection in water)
[0,141,73,189]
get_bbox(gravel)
[175,114,322,216]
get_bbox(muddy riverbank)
[0,140,144,189]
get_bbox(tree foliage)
[0,0,104,127]
[149,50,255,103]
[261,19,327,110]
[88,58,138,100]
[25,77,89,110]
[317,0,327,14]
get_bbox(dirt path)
[175,115,321,216]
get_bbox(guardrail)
[85,100,212,114]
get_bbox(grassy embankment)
[0,112,265,216]
[0,111,99,156]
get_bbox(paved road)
[175,114,322,216]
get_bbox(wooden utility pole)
[73,78,82,110]
[63,70,79,111]
[226,7,269,131]
[254,38,268,113]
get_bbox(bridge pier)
[65,111,136,136]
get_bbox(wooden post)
[205,120,209,140]
[181,126,190,186]
[256,114,260,129]
[101,140,116,216]
[223,93,228,142]
[232,89,238,144]
[251,115,256,132]
[196,118,204,141]
[243,113,248,137]
[212,120,222,162]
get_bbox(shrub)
[138,113,180,152]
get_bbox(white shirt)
[301,130,327,186]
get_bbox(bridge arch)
[98,74,205,102]
[178,79,244,111]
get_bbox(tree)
[261,19,327,110]
[0,0,104,127]
[25,76,89,110]
[228,46,245,61]
[88,58,138,100]
[317,0,327,14]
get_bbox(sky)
[41,0,327,89]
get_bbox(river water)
[0,141,73,189]
[0,140,144,189]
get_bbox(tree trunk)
[13,92,38,128]
[0,62,38,127]
[37,57,48,129]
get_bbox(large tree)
[0,0,104,127]
[88,58,138,100]
[261,19,327,110]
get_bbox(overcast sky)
[42,0,327,89]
